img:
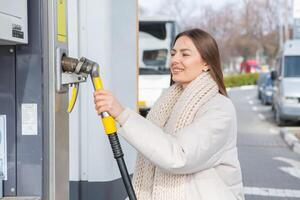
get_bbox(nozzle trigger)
[67,83,79,113]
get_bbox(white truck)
[138,17,177,116]
[272,40,300,125]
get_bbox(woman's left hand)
[93,90,124,118]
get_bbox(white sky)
[139,0,238,15]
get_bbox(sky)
[139,0,238,16]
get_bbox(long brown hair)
[170,28,228,96]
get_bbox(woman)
[94,28,245,200]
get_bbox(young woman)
[94,28,245,200]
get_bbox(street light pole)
[283,0,290,42]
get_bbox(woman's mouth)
[172,67,184,74]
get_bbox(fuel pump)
[60,55,137,200]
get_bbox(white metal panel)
[111,0,138,178]
[68,0,81,182]
[0,0,28,44]
[68,0,138,182]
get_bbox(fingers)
[94,94,109,104]
[95,100,112,111]
[95,105,110,114]
[93,90,113,114]
[93,90,111,97]
[93,90,112,103]
[93,90,124,118]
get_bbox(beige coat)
[116,93,245,200]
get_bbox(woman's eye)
[182,54,190,56]
[170,53,175,57]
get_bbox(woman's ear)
[202,68,209,72]
[202,63,210,72]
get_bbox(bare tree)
[141,0,293,69]
[156,0,199,31]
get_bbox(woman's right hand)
[93,90,124,118]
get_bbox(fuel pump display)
[61,56,137,200]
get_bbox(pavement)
[228,86,300,200]
[280,128,300,154]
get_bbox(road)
[229,86,300,200]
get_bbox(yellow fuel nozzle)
[67,83,79,113]
[61,55,117,134]
[61,56,137,199]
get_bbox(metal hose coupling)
[61,55,96,75]
[61,55,78,72]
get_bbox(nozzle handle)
[92,76,118,135]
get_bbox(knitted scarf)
[132,72,219,200]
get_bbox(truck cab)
[138,17,176,116]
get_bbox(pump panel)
[0,0,28,45]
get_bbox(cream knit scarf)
[132,72,219,200]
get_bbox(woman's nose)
[171,54,180,64]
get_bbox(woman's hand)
[93,90,124,118]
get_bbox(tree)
[141,0,293,69]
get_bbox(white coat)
[116,93,245,200]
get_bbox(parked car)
[257,72,274,105]
[272,40,300,126]
[260,73,274,105]
[257,72,270,100]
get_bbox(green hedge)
[224,73,259,88]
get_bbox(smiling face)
[170,36,209,88]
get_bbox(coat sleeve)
[117,105,234,174]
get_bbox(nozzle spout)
[61,55,100,78]
[61,55,79,72]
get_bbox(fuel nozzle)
[61,56,136,200]
[60,55,137,199]
[61,55,100,112]
[61,55,115,133]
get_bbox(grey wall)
[0,46,17,196]
[15,0,43,196]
